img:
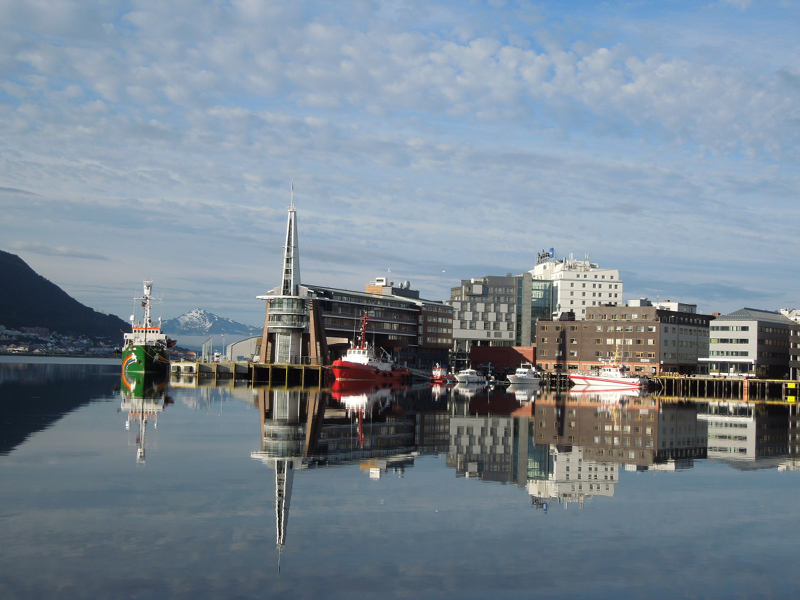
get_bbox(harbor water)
[2,358,800,599]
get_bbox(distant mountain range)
[0,250,129,339]
[161,309,261,336]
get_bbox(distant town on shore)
[2,238,799,382]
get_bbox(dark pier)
[652,376,797,403]
[170,360,330,388]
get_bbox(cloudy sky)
[1,0,798,326]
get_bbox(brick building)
[535,299,714,375]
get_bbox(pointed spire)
[280,182,301,296]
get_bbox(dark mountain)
[0,249,128,339]
[161,308,260,336]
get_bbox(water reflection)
[120,371,170,464]
[5,362,800,596]
[699,402,790,470]
[248,382,800,544]
[0,361,117,454]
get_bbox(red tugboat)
[332,314,412,383]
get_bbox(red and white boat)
[569,360,648,390]
[430,363,455,384]
[332,314,412,383]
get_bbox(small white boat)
[454,368,484,383]
[507,362,541,386]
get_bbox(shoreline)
[0,355,120,365]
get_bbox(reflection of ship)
[507,384,538,403]
[507,363,540,387]
[568,389,641,404]
[121,280,175,375]
[332,314,411,383]
[430,383,451,400]
[569,361,648,390]
[453,382,483,399]
[120,371,170,463]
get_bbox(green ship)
[121,280,174,375]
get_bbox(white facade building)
[529,254,622,320]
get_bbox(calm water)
[2,360,800,599]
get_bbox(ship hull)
[506,375,540,386]
[331,360,411,382]
[568,374,645,389]
[122,344,170,375]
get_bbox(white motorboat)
[507,362,541,386]
[454,368,484,383]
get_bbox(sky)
[1,0,799,327]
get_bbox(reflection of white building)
[698,402,788,470]
[526,446,617,509]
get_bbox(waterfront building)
[780,309,800,380]
[256,194,328,365]
[699,308,798,379]
[256,195,449,368]
[304,278,452,369]
[528,251,623,321]
[446,274,532,353]
[535,299,714,375]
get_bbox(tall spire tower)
[281,181,301,296]
[257,182,310,364]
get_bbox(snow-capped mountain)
[161,309,260,336]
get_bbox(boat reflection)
[453,382,483,399]
[120,371,170,464]
[506,383,540,403]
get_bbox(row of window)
[569,282,619,290]
[588,313,708,325]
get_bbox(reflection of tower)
[251,389,326,573]
[274,458,294,572]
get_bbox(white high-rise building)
[528,253,623,320]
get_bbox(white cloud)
[0,0,798,321]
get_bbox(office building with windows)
[699,308,798,379]
[447,274,532,353]
[528,253,623,321]
[535,299,714,375]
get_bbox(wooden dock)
[652,376,797,403]
[170,361,331,388]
